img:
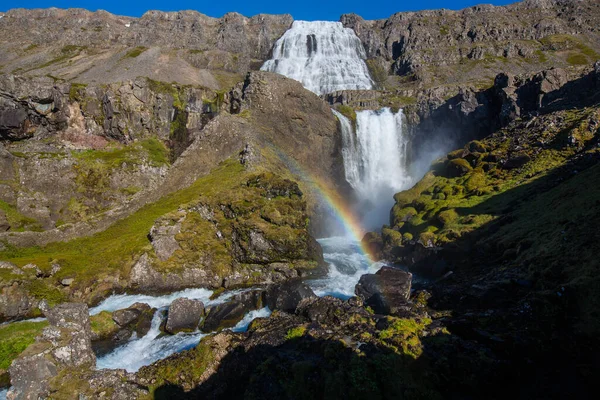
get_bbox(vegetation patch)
[122,46,148,59]
[0,320,48,370]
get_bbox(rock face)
[165,298,205,334]
[342,0,600,85]
[265,279,317,313]
[8,303,95,399]
[355,267,412,315]
[0,9,292,83]
[201,290,264,332]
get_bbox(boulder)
[265,279,316,313]
[201,290,265,332]
[149,218,182,261]
[355,267,413,315]
[165,297,205,334]
[8,303,95,399]
[112,302,153,331]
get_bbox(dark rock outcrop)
[355,267,412,315]
[166,297,205,334]
[201,290,264,332]
[265,279,316,313]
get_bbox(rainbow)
[271,148,373,260]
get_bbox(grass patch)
[0,200,41,232]
[0,320,48,370]
[286,326,307,340]
[336,105,356,123]
[567,53,589,66]
[90,311,119,339]
[122,46,148,59]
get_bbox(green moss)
[336,105,356,123]
[140,138,170,166]
[122,46,148,59]
[378,317,431,358]
[69,83,88,102]
[0,320,48,370]
[566,53,588,66]
[0,200,41,231]
[209,287,226,300]
[437,209,459,226]
[365,59,387,84]
[90,311,119,339]
[286,326,307,340]
[26,280,67,305]
[535,50,548,63]
[138,335,217,391]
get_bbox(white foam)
[308,237,384,299]
[231,307,272,332]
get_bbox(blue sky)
[1,0,516,21]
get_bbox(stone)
[502,154,531,169]
[149,218,182,261]
[165,297,205,334]
[355,266,412,315]
[8,303,95,399]
[113,309,140,327]
[201,290,264,333]
[265,279,316,313]
[60,278,74,286]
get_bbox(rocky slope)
[343,0,600,89]
[0,8,292,87]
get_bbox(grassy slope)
[0,158,246,300]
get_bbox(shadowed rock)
[265,279,316,313]
[355,266,412,315]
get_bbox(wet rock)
[166,297,205,334]
[265,279,316,313]
[201,290,264,332]
[355,266,412,315]
[113,302,152,328]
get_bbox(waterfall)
[335,108,411,228]
[261,21,373,95]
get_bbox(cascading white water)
[260,21,373,95]
[335,108,412,228]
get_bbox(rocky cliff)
[0,8,292,87]
[342,0,600,89]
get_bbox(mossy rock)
[418,231,436,246]
[391,206,417,225]
[465,170,487,193]
[447,149,465,160]
[382,227,403,247]
[467,140,487,153]
[437,209,459,227]
[447,158,473,177]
